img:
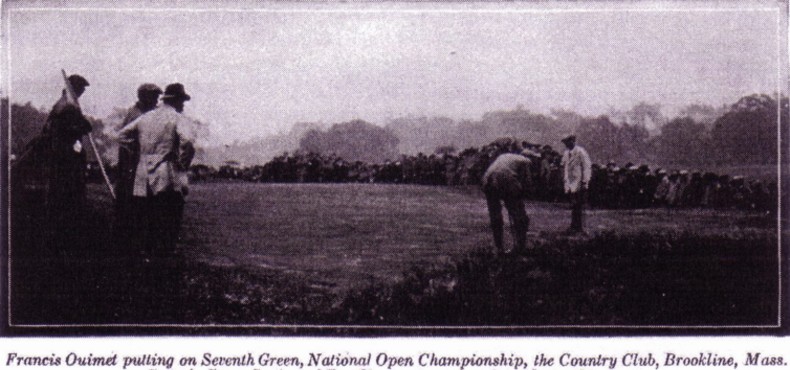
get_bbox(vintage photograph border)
[1,2,787,336]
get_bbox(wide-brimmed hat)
[137,83,163,94]
[161,83,191,101]
[561,135,576,144]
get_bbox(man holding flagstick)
[43,72,93,254]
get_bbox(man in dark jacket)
[44,74,92,253]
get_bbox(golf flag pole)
[60,69,80,107]
[61,69,116,200]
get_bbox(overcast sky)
[3,1,786,145]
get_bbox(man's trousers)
[485,191,529,252]
[569,188,587,232]
[132,190,184,256]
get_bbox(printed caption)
[3,351,787,370]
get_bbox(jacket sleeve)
[520,159,534,197]
[62,105,92,136]
[581,148,592,185]
[49,104,92,138]
[561,152,570,191]
[176,117,196,171]
[178,140,195,171]
[117,118,139,146]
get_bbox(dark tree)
[655,117,709,167]
[575,115,620,163]
[4,100,49,155]
[616,122,651,163]
[711,94,786,165]
[386,116,456,155]
[299,119,400,163]
[481,107,556,145]
[575,115,650,164]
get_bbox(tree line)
[380,94,787,168]
[5,92,787,171]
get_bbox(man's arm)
[116,117,140,146]
[178,140,195,171]
[176,117,196,171]
[520,159,534,198]
[561,151,571,192]
[580,148,592,188]
[49,103,92,138]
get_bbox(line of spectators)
[174,138,777,212]
[588,163,775,211]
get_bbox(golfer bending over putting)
[481,149,535,254]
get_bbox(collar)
[158,104,178,113]
[135,101,158,113]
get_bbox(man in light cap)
[561,135,592,234]
[114,83,163,251]
[480,148,534,254]
[43,74,92,253]
[118,83,195,257]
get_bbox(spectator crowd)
[180,138,776,212]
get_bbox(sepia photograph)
[1,0,787,335]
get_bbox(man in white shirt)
[114,83,162,252]
[118,83,195,257]
[561,135,592,234]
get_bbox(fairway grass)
[180,183,776,294]
[8,182,780,329]
[181,183,492,291]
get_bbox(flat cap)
[137,83,163,94]
[67,74,90,87]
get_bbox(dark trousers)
[135,191,185,256]
[569,189,587,232]
[45,155,87,254]
[485,191,529,252]
[115,196,146,255]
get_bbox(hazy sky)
[3,1,786,145]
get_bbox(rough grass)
[338,230,779,327]
[7,182,781,331]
